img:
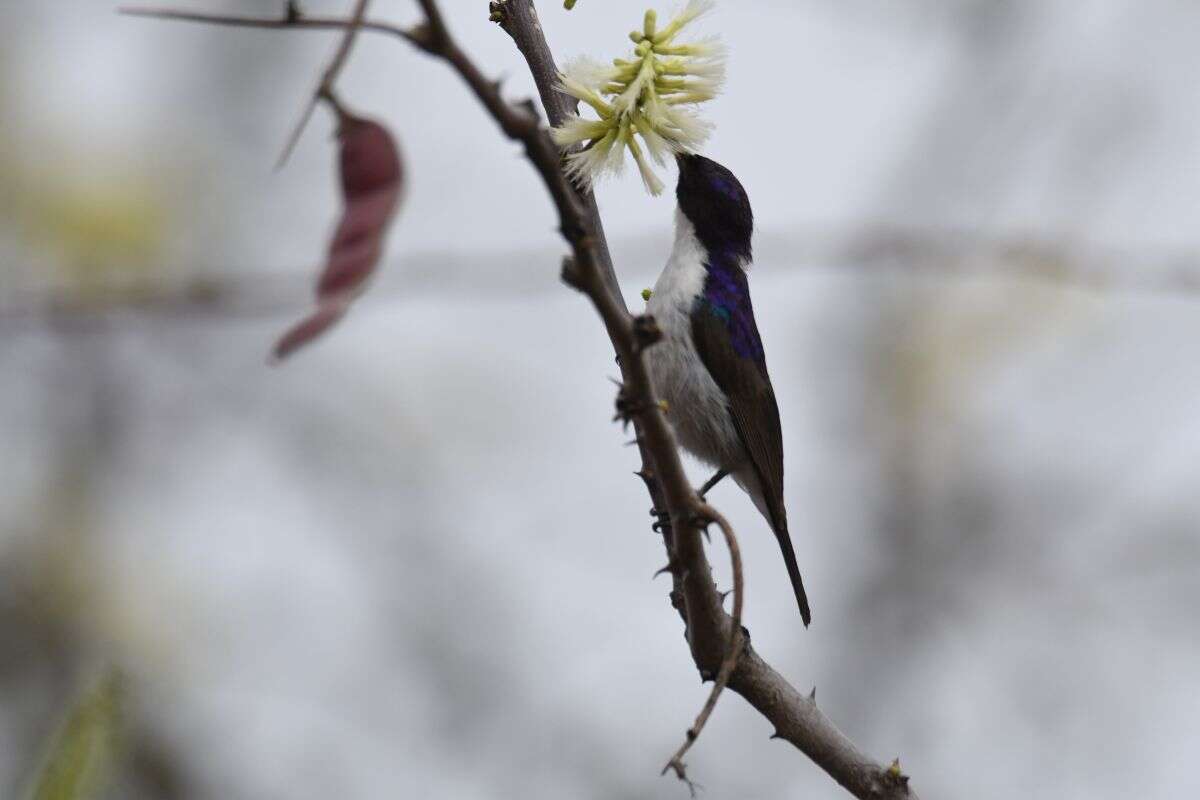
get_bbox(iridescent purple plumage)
[696,250,764,362]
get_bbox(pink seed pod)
[273,114,403,362]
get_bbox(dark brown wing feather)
[691,308,812,625]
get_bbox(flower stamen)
[552,1,724,195]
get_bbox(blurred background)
[3,1,1199,797]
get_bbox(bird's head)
[675,153,753,262]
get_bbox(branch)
[662,503,744,792]
[486,0,620,302]
[119,5,418,45]
[123,2,920,797]
[494,2,920,798]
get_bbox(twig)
[275,0,372,169]
[118,6,418,46]
[662,503,745,792]
[122,1,377,168]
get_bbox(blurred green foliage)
[28,672,124,800]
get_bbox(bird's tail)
[773,523,812,627]
[740,475,812,626]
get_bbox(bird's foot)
[650,505,672,533]
[697,468,729,499]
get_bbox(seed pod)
[273,111,403,361]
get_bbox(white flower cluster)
[551,1,726,195]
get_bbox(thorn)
[809,686,817,702]
[654,558,683,578]
[634,468,655,481]
[285,1,303,23]
[769,730,784,740]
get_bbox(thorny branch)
[122,2,920,797]
[492,3,919,797]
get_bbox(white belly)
[644,211,745,470]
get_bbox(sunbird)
[646,154,811,626]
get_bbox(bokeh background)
[4,1,1200,797]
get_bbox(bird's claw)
[650,506,672,533]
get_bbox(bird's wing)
[691,290,812,625]
[689,296,785,532]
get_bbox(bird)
[644,152,811,626]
